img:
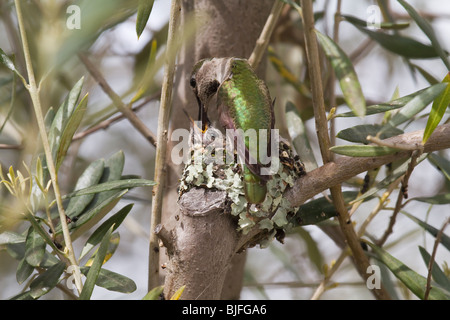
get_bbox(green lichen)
[178,138,305,245]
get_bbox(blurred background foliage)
[0,0,449,299]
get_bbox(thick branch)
[286,123,450,207]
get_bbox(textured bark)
[160,0,273,300]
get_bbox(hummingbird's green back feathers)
[190,57,275,204]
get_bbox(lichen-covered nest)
[178,129,305,246]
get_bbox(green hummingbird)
[189,57,274,204]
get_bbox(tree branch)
[78,52,158,147]
[300,0,391,300]
[285,123,450,208]
[148,0,181,291]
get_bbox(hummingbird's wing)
[217,87,270,182]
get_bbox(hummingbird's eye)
[189,77,196,88]
[207,80,220,95]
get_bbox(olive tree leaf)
[387,82,447,128]
[136,0,155,39]
[55,93,88,171]
[29,262,66,299]
[316,30,366,117]
[79,225,114,300]
[397,0,450,70]
[0,48,26,84]
[330,145,400,157]
[342,15,441,59]
[423,73,450,143]
[80,204,133,260]
[367,242,448,300]
[80,266,137,293]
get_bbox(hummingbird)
[189,57,274,204]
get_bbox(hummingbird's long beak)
[195,96,209,133]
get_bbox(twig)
[310,248,350,299]
[300,0,390,300]
[78,52,158,147]
[14,0,82,293]
[148,0,181,291]
[285,123,450,208]
[248,0,285,70]
[424,217,450,300]
[300,0,332,163]
[376,150,422,246]
[0,144,23,150]
[367,135,423,151]
[311,176,401,300]
[72,92,159,141]
[328,0,342,147]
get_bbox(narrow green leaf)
[65,159,105,219]
[29,262,65,299]
[80,266,137,293]
[0,48,25,83]
[131,39,158,103]
[170,285,186,300]
[410,63,439,85]
[0,71,17,135]
[339,14,409,30]
[397,0,450,70]
[316,30,366,117]
[343,15,441,59]
[290,191,364,226]
[412,193,450,205]
[80,204,133,260]
[419,246,450,293]
[9,291,35,300]
[337,124,403,144]
[63,179,156,200]
[16,258,34,285]
[387,83,447,128]
[64,189,127,235]
[24,227,46,267]
[48,77,85,166]
[377,260,401,300]
[79,225,114,300]
[423,73,450,143]
[286,106,318,171]
[352,153,428,203]
[44,107,55,132]
[85,232,120,267]
[66,151,126,241]
[367,242,448,300]
[402,211,450,252]
[336,87,429,117]
[295,227,324,274]
[55,93,88,171]
[330,144,400,157]
[269,49,310,97]
[0,231,26,245]
[96,150,125,202]
[136,0,155,39]
[143,286,164,300]
[428,153,450,181]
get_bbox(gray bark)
[160,0,274,300]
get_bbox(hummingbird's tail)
[243,165,267,204]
